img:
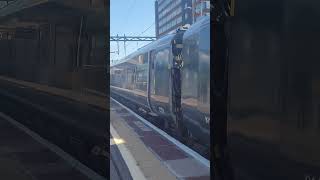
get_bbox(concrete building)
[192,0,210,23]
[155,0,193,38]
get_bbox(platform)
[0,76,108,111]
[0,112,106,180]
[110,99,210,180]
[0,76,108,177]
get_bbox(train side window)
[151,52,156,69]
[139,54,144,64]
[143,53,148,64]
[134,54,148,91]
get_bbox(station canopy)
[0,0,105,31]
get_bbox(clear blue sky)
[110,0,155,62]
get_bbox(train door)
[149,48,171,115]
[148,50,155,112]
[197,22,210,141]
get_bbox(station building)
[155,0,193,38]
[155,0,210,38]
[192,0,210,23]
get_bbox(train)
[110,16,210,157]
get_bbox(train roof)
[111,32,175,67]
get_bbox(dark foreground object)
[0,79,108,178]
[227,0,320,179]
[0,114,92,180]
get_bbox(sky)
[110,0,155,62]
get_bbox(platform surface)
[110,99,210,180]
[0,76,108,111]
[0,112,96,180]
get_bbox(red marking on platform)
[114,104,192,161]
[150,145,187,161]
[129,125,150,136]
[127,121,154,134]
[185,176,211,180]
[140,134,171,147]
[135,129,156,137]
[126,119,188,160]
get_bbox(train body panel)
[148,39,173,117]
[181,16,210,146]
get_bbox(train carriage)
[110,16,210,157]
